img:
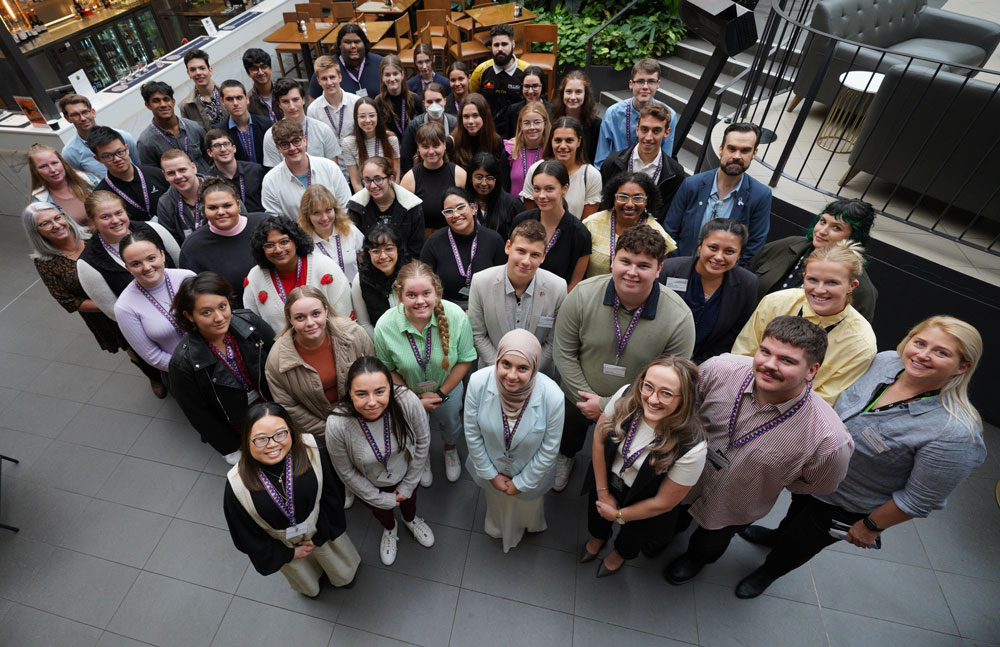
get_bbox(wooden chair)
[520,23,558,100]
[372,13,413,56]
[417,15,448,67]
[295,3,323,20]
[329,1,355,21]
[446,19,489,68]
[425,0,469,25]
[277,13,307,78]
[415,8,447,39]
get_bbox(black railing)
[583,0,642,69]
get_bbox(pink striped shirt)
[684,353,853,529]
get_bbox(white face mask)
[426,103,445,120]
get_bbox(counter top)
[19,0,148,54]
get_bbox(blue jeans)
[428,381,464,446]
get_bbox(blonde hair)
[804,239,865,282]
[297,184,352,237]
[896,316,982,434]
[511,101,551,158]
[314,55,339,76]
[282,285,339,337]
[84,190,126,225]
[28,144,94,202]
[393,261,450,370]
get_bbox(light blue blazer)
[463,367,565,499]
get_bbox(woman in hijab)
[463,329,565,552]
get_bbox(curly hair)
[393,260,450,370]
[298,184,352,237]
[598,171,662,218]
[250,215,315,270]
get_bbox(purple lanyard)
[447,227,478,287]
[259,93,276,122]
[628,152,662,182]
[257,455,296,523]
[358,412,391,468]
[237,175,246,204]
[269,256,303,303]
[104,168,151,217]
[178,197,201,230]
[324,104,346,137]
[520,147,540,183]
[612,294,645,361]
[237,126,255,163]
[544,226,561,255]
[620,415,661,470]
[393,99,406,134]
[151,121,189,157]
[339,55,365,86]
[727,371,812,449]
[501,399,529,455]
[316,235,345,271]
[406,326,433,375]
[199,86,222,123]
[625,102,633,148]
[608,212,646,266]
[136,273,183,336]
[99,234,122,261]
[209,334,255,392]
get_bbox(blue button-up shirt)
[702,171,745,229]
[62,127,139,178]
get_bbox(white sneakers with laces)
[402,516,435,547]
[553,454,574,492]
[380,526,398,565]
[444,448,461,482]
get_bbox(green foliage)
[529,0,685,70]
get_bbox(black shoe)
[663,554,704,585]
[596,559,623,578]
[735,568,778,599]
[738,525,777,547]
[640,540,668,558]
[579,541,603,564]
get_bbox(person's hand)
[504,481,521,496]
[596,489,617,509]
[292,540,315,559]
[419,391,443,411]
[577,391,603,421]
[394,490,407,504]
[595,499,618,522]
[490,474,511,492]
[845,520,880,549]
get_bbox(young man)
[599,103,688,221]
[662,316,853,592]
[137,81,210,174]
[594,59,676,169]
[156,150,206,245]
[551,225,696,491]
[469,23,528,128]
[262,120,351,217]
[399,83,457,175]
[89,126,169,222]
[59,94,139,178]
[665,122,772,260]
[262,78,341,168]
[243,48,283,123]
[313,24,382,99]
[467,219,567,377]
[178,49,229,131]
[204,128,265,214]
[307,55,359,178]
[219,79,272,167]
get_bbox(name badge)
[285,522,309,541]
[602,363,626,377]
[495,454,516,476]
[416,380,437,393]
[537,315,555,328]
[375,469,396,486]
[706,447,730,471]
[861,428,890,453]
[665,277,688,292]
[355,88,368,97]
[459,286,470,296]
[247,390,261,405]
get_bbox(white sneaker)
[444,448,461,482]
[402,516,435,547]
[343,491,355,509]
[420,461,433,487]
[552,454,573,492]
[223,450,242,466]
[380,526,398,565]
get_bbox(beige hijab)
[494,329,542,418]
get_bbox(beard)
[493,50,511,67]
[721,160,746,176]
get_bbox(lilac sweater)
[114,268,196,371]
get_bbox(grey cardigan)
[818,352,986,517]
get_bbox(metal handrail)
[584,0,642,69]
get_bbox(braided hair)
[394,260,450,369]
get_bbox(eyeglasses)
[210,141,235,151]
[98,147,129,162]
[262,237,293,251]
[442,203,470,218]
[639,381,677,402]
[36,213,65,230]
[631,78,659,87]
[65,108,94,119]
[246,64,270,74]
[520,119,544,128]
[362,175,389,186]
[369,244,397,257]
[275,137,304,151]
[615,193,648,205]
[522,83,543,91]
[473,173,496,182]
[250,429,289,447]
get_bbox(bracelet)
[596,487,608,491]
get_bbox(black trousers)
[676,505,748,564]
[587,482,680,561]
[559,397,593,457]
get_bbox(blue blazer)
[406,73,452,97]
[664,169,772,262]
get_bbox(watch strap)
[862,516,883,532]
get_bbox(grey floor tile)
[54,498,171,569]
[210,597,334,647]
[202,452,235,476]
[450,589,573,647]
[812,550,958,633]
[0,391,84,438]
[915,476,1000,580]
[144,518,249,593]
[358,517,469,586]
[234,562,349,624]
[694,580,825,647]
[59,405,150,453]
[572,617,694,647]
[329,625,418,647]
[0,426,52,476]
[823,609,964,647]
[175,472,230,530]
[96,456,198,515]
[25,361,111,403]
[415,477,480,531]
[0,477,90,542]
[936,571,1000,643]
[89,373,168,415]
[127,418,214,471]
[0,534,57,601]
[337,568,459,647]
[56,333,126,372]
[573,561,698,643]
[0,603,103,647]
[17,439,121,496]
[0,386,18,412]
[0,323,74,361]
[522,492,588,554]
[0,350,49,390]
[153,396,189,423]
[692,533,818,604]
[462,532,577,613]
[107,571,232,647]
[18,547,138,627]
[96,633,157,647]
[825,517,931,568]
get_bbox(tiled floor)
[0,213,998,647]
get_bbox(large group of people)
[21,21,987,607]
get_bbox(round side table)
[817,71,885,153]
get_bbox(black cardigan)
[600,144,688,224]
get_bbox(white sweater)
[242,252,353,333]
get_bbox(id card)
[602,363,626,377]
[706,447,730,470]
[356,88,368,97]
[459,286,470,296]
[665,277,688,292]
[861,428,890,453]
[537,315,555,328]
[416,380,437,393]
[285,522,309,541]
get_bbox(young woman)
[736,316,986,599]
[352,225,410,338]
[346,156,425,260]
[326,356,434,566]
[733,241,877,405]
[465,151,524,241]
[169,272,275,463]
[504,101,550,197]
[464,330,565,552]
[520,117,602,219]
[501,66,550,138]
[551,71,602,165]
[451,93,509,190]
[114,230,196,372]
[23,203,125,356]
[265,285,374,439]
[243,216,353,333]
[747,198,879,322]
[582,355,707,576]
[510,160,592,292]
[373,261,477,485]
[343,97,401,192]
[659,219,758,364]
[297,185,365,282]
[444,61,470,116]
[420,187,506,307]
[583,171,675,278]
[29,143,98,226]
[400,122,466,231]
[224,402,361,597]
[375,55,423,139]
[408,44,451,96]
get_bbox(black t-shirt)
[178,212,268,308]
[207,160,266,214]
[420,224,507,306]
[95,164,169,222]
[479,65,525,129]
[412,162,457,230]
[511,208,591,280]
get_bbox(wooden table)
[322,20,393,47]
[264,21,336,78]
[355,0,416,16]
[464,3,536,28]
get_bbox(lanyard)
[393,98,406,134]
[625,101,634,148]
[620,414,661,470]
[316,235,345,272]
[258,92,276,122]
[257,455,295,523]
[358,412,391,468]
[406,326,433,375]
[178,197,201,231]
[208,332,256,393]
[339,55,365,86]
[98,234,123,261]
[198,86,222,123]
[324,104,346,137]
[237,126,255,164]
[151,121,189,157]
[501,399,530,455]
[269,256,304,303]
[136,273,183,336]
[796,307,845,334]
[727,370,811,449]
[544,226,561,255]
[628,151,662,182]
[104,167,151,217]
[237,175,246,204]
[447,227,478,287]
[520,147,540,182]
[612,294,645,361]
[608,211,647,266]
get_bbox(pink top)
[505,139,542,197]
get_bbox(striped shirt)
[684,353,853,529]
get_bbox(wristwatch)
[862,516,883,532]
[435,388,449,402]
[615,509,626,525]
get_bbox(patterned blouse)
[34,253,124,353]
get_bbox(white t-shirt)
[263,116,342,167]
[306,92,360,142]
[341,134,400,167]
[602,384,707,488]
[520,161,603,218]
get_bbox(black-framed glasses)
[210,141,235,151]
[522,83,543,91]
[275,137,304,151]
[250,429,289,447]
[98,147,129,162]
[362,175,389,186]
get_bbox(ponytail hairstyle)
[331,355,416,451]
[238,401,310,490]
[393,260,450,369]
[118,228,166,258]
[804,239,866,284]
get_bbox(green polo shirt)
[374,299,477,392]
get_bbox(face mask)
[426,103,445,120]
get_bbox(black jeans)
[559,397,593,457]
[587,481,680,561]
[676,505,748,564]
